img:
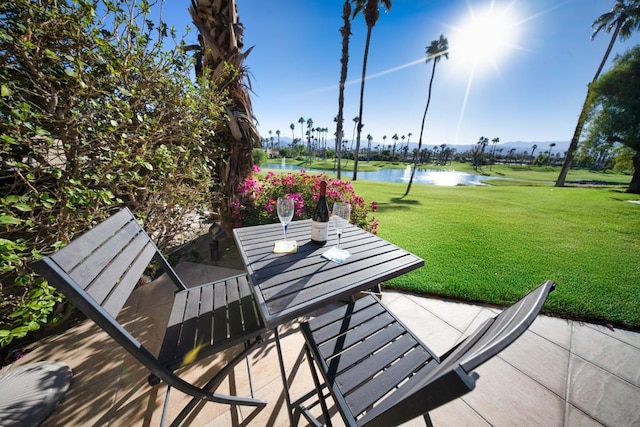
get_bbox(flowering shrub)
[231,167,378,233]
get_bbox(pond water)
[264,162,493,187]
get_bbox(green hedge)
[0,0,228,347]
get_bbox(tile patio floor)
[6,261,640,426]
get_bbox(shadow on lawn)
[373,198,422,213]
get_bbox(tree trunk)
[353,27,373,181]
[190,0,260,233]
[627,154,640,194]
[555,87,591,187]
[404,60,437,197]
[556,20,622,187]
[335,0,351,180]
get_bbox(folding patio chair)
[297,280,555,426]
[31,207,267,426]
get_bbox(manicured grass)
[261,159,637,328]
[350,181,640,330]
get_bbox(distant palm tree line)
[262,130,567,167]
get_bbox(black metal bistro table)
[233,219,424,424]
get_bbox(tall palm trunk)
[189,0,260,232]
[404,35,448,196]
[629,154,640,193]
[556,19,623,186]
[404,59,437,197]
[351,0,391,180]
[335,2,350,180]
[352,26,372,181]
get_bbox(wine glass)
[332,202,351,253]
[277,196,295,241]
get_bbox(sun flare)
[446,1,524,144]
[449,2,522,73]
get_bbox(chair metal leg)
[274,327,296,427]
[167,337,266,427]
[160,386,172,427]
[303,344,332,426]
[424,413,434,427]
[246,342,256,398]
[291,345,334,427]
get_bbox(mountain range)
[264,137,570,155]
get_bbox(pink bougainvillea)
[231,169,378,234]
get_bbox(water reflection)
[400,165,489,186]
[264,163,492,186]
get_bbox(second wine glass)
[277,196,295,241]
[332,202,351,252]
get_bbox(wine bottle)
[311,180,329,244]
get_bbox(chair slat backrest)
[456,280,555,372]
[31,208,185,355]
[50,208,133,272]
[39,208,181,319]
[359,280,555,426]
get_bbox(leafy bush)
[0,0,228,347]
[230,167,378,233]
[252,148,268,166]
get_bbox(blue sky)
[164,0,640,147]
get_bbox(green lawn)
[261,159,638,329]
[349,181,640,330]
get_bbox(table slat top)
[233,219,424,328]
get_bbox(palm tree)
[488,137,499,169]
[289,123,295,151]
[439,143,447,165]
[366,134,373,160]
[556,0,640,186]
[531,144,538,163]
[189,0,259,232]
[350,116,359,152]
[344,116,359,167]
[322,127,326,157]
[404,34,449,197]
[306,117,313,159]
[548,142,556,165]
[298,116,305,143]
[333,116,341,170]
[352,0,392,181]
[335,0,353,179]
[476,136,489,167]
[443,147,455,165]
[391,134,398,160]
[491,137,500,158]
[315,126,322,156]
